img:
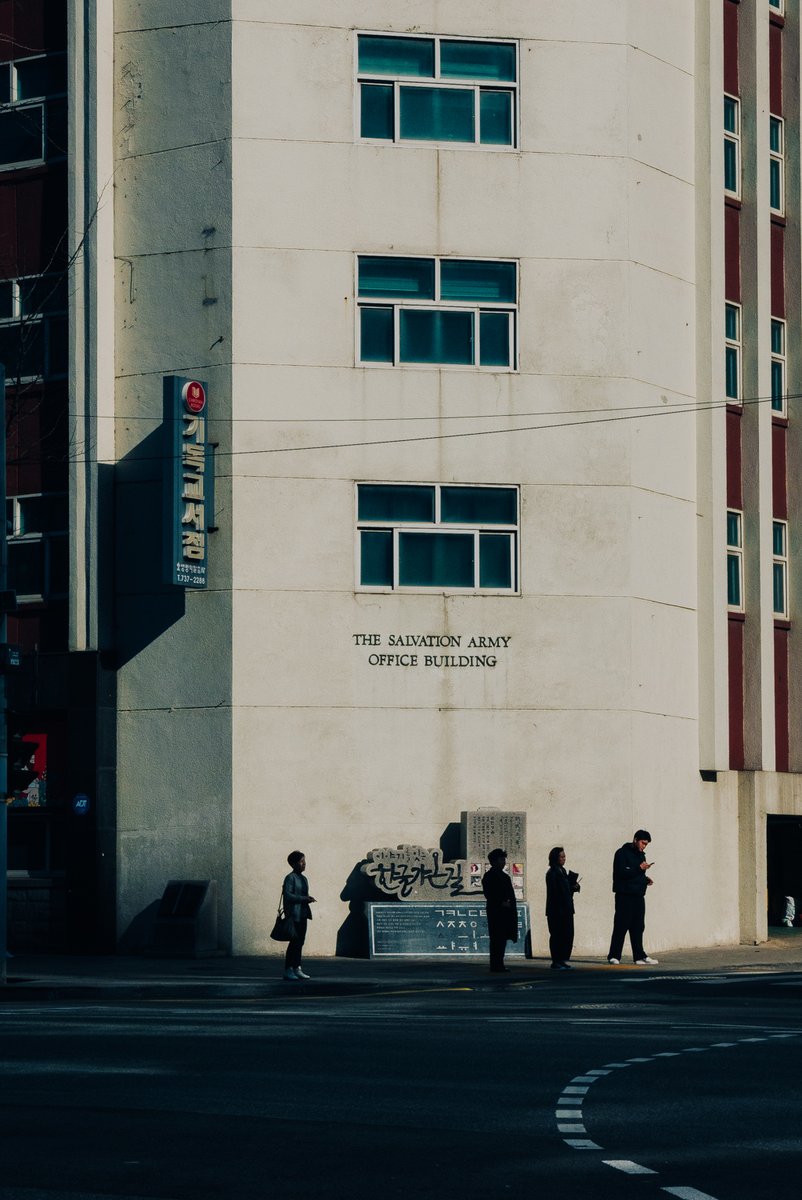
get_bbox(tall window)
[6,493,68,603]
[725,513,744,614]
[724,95,741,198]
[357,483,519,592]
[0,52,67,170]
[357,33,517,147]
[771,318,786,415]
[770,115,785,215]
[773,520,789,618]
[725,303,741,403]
[358,256,517,369]
[0,272,68,383]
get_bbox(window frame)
[727,509,744,612]
[0,271,69,383]
[356,254,518,371]
[769,0,785,15]
[773,519,789,619]
[355,482,520,594]
[0,51,68,170]
[355,30,519,150]
[724,94,741,199]
[6,492,68,604]
[770,114,785,215]
[771,317,787,415]
[725,302,742,405]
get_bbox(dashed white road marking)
[654,1051,681,1057]
[562,1085,589,1095]
[603,1159,658,1175]
[564,1138,602,1150]
[555,1109,583,1118]
[662,1188,721,1199]
[626,1055,653,1062]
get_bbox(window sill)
[728,609,746,622]
[725,194,742,210]
[726,402,743,415]
[772,413,789,428]
[774,618,791,630]
[771,213,787,227]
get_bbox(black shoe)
[490,967,510,973]
[551,962,570,970]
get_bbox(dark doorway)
[766,815,802,927]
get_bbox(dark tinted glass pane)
[8,540,45,596]
[726,512,740,547]
[724,97,737,133]
[440,41,516,81]
[19,273,67,316]
[15,57,53,99]
[770,118,782,153]
[440,260,516,302]
[770,159,781,209]
[441,486,517,525]
[774,563,785,615]
[773,522,785,555]
[479,533,513,588]
[727,554,741,606]
[399,532,474,586]
[725,305,738,340]
[725,346,738,399]
[358,35,434,78]
[0,320,44,379]
[18,494,67,535]
[360,531,393,586]
[0,64,10,104]
[359,257,434,299]
[479,312,511,366]
[399,86,474,141]
[0,281,13,319]
[360,307,394,362]
[771,320,783,353]
[0,105,44,164]
[361,83,394,138]
[724,139,737,190]
[479,90,513,144]
[400,309,473,364]
[772,360,784,409]
[360,530,393,586]
[358,484,434,522]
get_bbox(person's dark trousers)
[487,912,508,971]
[547,913,574,964]
[285,918,308,970]
[608,894,646,961]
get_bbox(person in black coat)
[482,847,518,973]
[607,829,658,965]
[545,846,580,970]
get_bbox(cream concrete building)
[55,0,802,955]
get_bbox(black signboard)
[368,901,530,958]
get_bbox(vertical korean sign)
[164,376,210,588]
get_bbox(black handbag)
[270,897,296,942]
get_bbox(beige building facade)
[61,1,802,956]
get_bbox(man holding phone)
[607,829,659,965]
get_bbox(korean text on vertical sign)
[164,376,210,589]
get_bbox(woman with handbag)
[281,850,315,980]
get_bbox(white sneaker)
[607,957,620,965]
[295,968,311,979]
[283,968,299,980]
[635,957,659,965]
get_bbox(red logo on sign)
[182,381,206,414]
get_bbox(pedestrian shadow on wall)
[336,862,386,957]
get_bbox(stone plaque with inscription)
[368,901,531,958]
[462,810,527,901]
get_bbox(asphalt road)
[1,969,800,1200]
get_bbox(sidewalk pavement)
[2,930,801,1001]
